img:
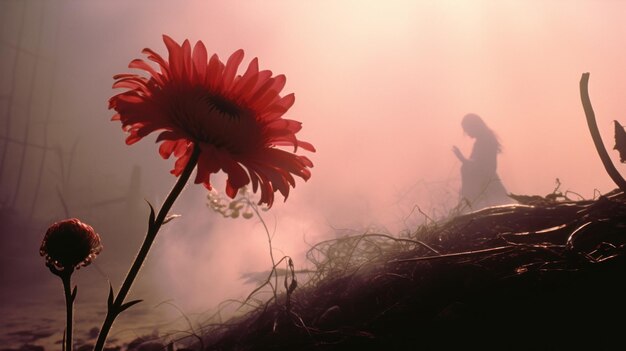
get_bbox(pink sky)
[4,0,626,313]
[70,2,626,203]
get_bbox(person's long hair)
[461,113,502,153]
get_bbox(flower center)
[205,94,242,121]
[170,87,263,154]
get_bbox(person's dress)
[460,137,510,211]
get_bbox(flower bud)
[40,218,102,271]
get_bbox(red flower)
[40,218,102,271]
[110,35,314,207]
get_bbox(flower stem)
[60,269,74,351]
[94,144,201,351]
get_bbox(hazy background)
[2,0,626,345]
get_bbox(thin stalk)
[0,1,26,186]
[246,201,280,303]
[579,73,626,191]
[11,0,45,208]
[93,144,201,351]
[60,269,74,351]
[29,1,61,220]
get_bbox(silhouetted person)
[452,113,510,211]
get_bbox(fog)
[2,0,626,321]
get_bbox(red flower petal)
[192,41,208,79]
[110,35,315,207]
[142,47,170,78]
[222,49,245,91]
[128,59,164,86]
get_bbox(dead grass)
[184,189,626,350]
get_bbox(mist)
[2,0,626,341]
